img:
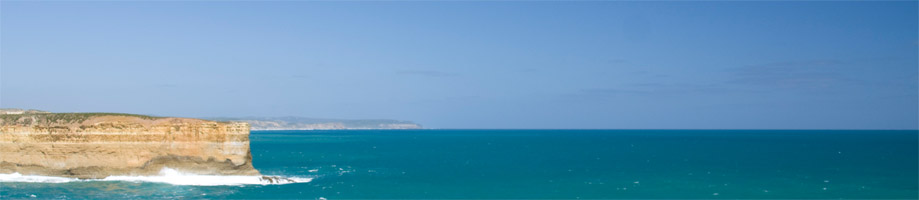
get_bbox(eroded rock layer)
[0,113,258,179]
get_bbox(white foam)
[0,173,78,183]
[0,168,312,186]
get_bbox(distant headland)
[1,109,424,130]
[211,116,423,130]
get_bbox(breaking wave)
[0,173,78,183]
[0,168,311,186]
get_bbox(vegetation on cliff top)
[0,112,164,126]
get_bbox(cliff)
[0,113,258,179]
[211,116,423,130]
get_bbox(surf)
[0,168,311,186]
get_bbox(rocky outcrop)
[0,113,258,179]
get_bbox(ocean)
[1,130,917,199]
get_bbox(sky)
[1,1,916,129]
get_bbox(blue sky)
[1,1,916,129]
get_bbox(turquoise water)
[1,130,917,199]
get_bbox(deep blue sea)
[1,130,917,199]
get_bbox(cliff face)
[0,113,258,179]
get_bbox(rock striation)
[0,113,258,179]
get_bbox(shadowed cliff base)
[0,155,258,179]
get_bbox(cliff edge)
[0,112,258,179]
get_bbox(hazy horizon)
[2,1,917,129]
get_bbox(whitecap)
[101,168,312,186]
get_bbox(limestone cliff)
[0,113,258,179]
